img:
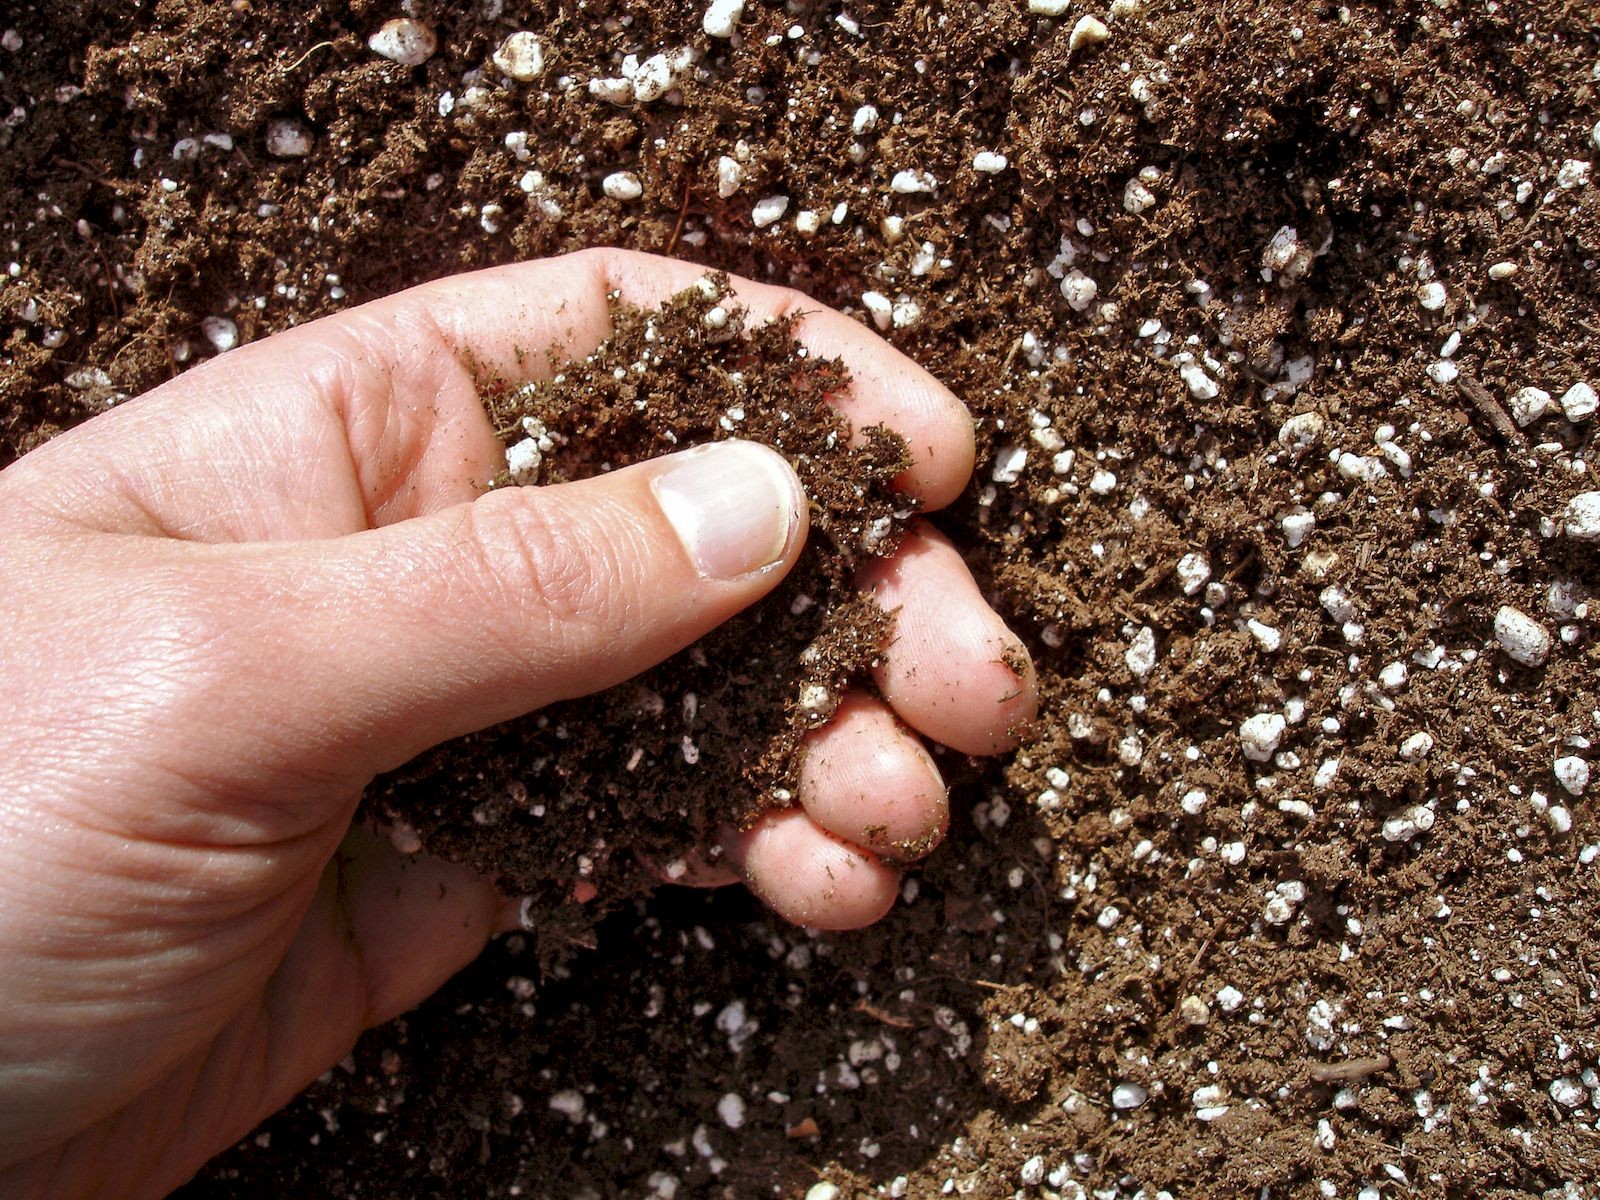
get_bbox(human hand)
[0,248,1036,1197]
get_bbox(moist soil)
[4,1,1600,1197]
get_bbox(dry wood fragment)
[1310,1054,1393,1085]
[1455,374,1524,445]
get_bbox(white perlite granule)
[861,290,893,331]
[702,0,745,38]
[629,48,696,103]
[1508,386,1553,427]
[991,445,1028,484]
[714,155,743,198]
[1564,492,1600,541]
[1554,756,1590,796]
[1247,619,1281,652]
[201,315,238,353]
[1281,508,1316,548]
[715,1092,745,1129]
[492,31,546,81]
[1179,361,1218,400]
[548,1089,585,1121]
[1550,1078,1588,1109]
[602,171,643,201]
[1305,998,1340,1050]
[889,169,938,195]
[1560,381,1597,422]
[751,195,789,227]
[265,118,312,158]
[1239,713,1287,762]
[1176,552,1210,595]
[1059,269,1098,312]
[1398,732,1434,762]
[1110,1081,1148,1109]
[505,438,542,485]
[1382,803,1436,843]
[1557,159,1591,189]
[1493,605,1550,667]
[368,18,437,66]
[1125,626,1157,678]
[1278,411,1324,451]
[1263,880,1306,925]
[1262,225,1312,280]
[1069,15,1110,49]
[1319,585,1357,624]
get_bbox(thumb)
[224,439,807,777]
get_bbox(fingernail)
[652,441,802,579]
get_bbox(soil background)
[4,1,1600,1196]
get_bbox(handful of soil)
[367,275,916,951]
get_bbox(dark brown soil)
[5,1,1600,1197]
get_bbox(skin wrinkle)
[144,1055,207,1199]
[334,328,450,527]
[5,863,314,1019]
[430,479,706,711]
[0,836,255,939]
[329,838,378,1030]
[216,347,375,541]
[176,1013,272,1193]
[251,417,356,540]
[18,623,339,846]
[16,450,174,539]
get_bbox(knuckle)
[111,586,244,717]
[462,489,621,635]
[766,285,810,323]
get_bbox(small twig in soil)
[664,177,692,258]
[1309,1054,1393,1085]
[1189,914,1230,971]
[1455,374,1524,447]
[88,242,121,325]
[854,997,915,1028]
[107,329,164,372]
[1000,336,1022,377]
[53,157,128,191]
